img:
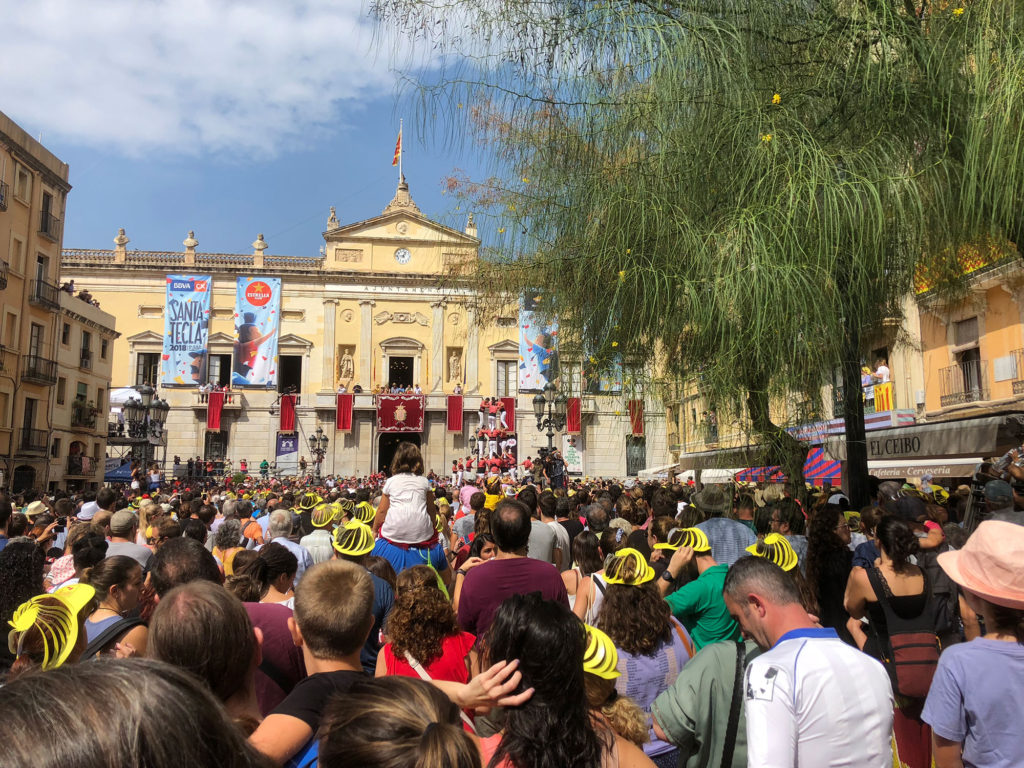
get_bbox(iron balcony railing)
[29,279,61,310]
[0,259,7,290]
[71,403,98,430]
[79,350,92,370]
[1013,349,1024,396]
[22,354,58,385]
[939,359,989,407]
[0,180,9,211]
[20,428,48,453]
[66,455,95,476]
[38,211,62,241]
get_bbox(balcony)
[71,402,99,431]
[29,279,61,311]
[0,259,8,290]
[19,428,48,454]
[38,211,62,242]
[0,345,8,372]
[0,180,8,211]
[79,350,92,370]
[192,390,243,409]
[939,359,989,407]
[66,455,96,477]
[22,354,58,385]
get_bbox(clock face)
[394,247,411,265]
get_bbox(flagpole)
[399,118,403,180]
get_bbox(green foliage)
[375,0,1024,470]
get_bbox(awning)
[734,447,842,486]
[867,457,983,479]
[700,468,742,483]
[637,463,678,480]
[824,414,1024,461]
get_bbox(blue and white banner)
[233,277,281,387]
[518,293,559,391]
[276,433,299,475]
[162,275,212,386]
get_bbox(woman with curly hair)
[479,592,654,768]
[805,505,854,644]
[596,549,693,768]
[376,565,477,694]
[583,625,649,750]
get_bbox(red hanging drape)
[280,394,296,432]
[377,394,425,433]
[567,397,581,434]
[336,393,353,432]
[500,396,516,431]
[447,395,464,432]
[207,391,224,431]
[628,399,644,436]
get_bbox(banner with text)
[233,277,281,387]
[161,275,212,386]
[518,293,559,391]
[276,433,299,476]
[563,434,584,476]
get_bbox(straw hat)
[937,521,1024,610]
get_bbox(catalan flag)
[392,127,402,166]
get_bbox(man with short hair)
[694,485,756,565]
[585,503,610,534]
[540,491,570,572]
[457,498,568,636]
[260,508,313,584]
[983,478,1023,525]
[148,537,222,599]
[518,486,556,566]
[106,510,153,568]
[723,556,893,767]
[249,560,374,765]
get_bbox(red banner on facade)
[336,393,354,432]
[280,394,296,432]
[500,396,516,432]
[567,397,581,434]
[447,395,464,432]
[207,391,224,431]
[628,399,644,436]
[377,394,425,433]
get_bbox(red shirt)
[382,631,476,684]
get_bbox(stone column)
[359,299,375,388]
[466,305,480,394]
[322,299,338,391]
[430,300,446,392]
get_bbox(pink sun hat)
[937,520,1024,610]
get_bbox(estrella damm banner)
[233,277,281,386]
[162,275,212,386]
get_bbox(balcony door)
[29,323,44,359]
[23,397,36,430]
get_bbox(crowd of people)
[1,447,1022,768]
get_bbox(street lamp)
[308,425,329,480]
[122,388,170,465]
[533,381,567,451]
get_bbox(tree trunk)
[841,324,871,508]
[746,385,809,494]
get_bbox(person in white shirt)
[723,556,893,768]
[874,359,891,383]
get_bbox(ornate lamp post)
[308,426,329,479]
[532,381,568,451]
[122,389,170,464]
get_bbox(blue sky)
[2,0,486,256]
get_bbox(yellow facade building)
[61,177,666,478]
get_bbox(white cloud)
[1,0,402,156]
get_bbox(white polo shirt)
[744,627,893,768]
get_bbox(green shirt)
[664,563,740,651]
[651,639,761,768]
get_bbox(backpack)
[866,566,940,699]
[916,544,961,645]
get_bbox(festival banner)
[628,399,645,437]
[566,397,582,434]
[233,277,281,387]
[337,393,354,432]
[276,433,299,475]
[206,391,224,431]
[518,293,559,391]
[562,434,584,476]
[161,275,212,386]
[377,394,425,433]
[447,395,464,433]
[500,396,516,432]
[280,394,297,432]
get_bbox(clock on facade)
[394,248,412,265]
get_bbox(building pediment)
[488,340,520,355]
[126,330,164,347]
[279,333,313,349]
[325,210,478,248]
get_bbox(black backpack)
[916,544,961,646]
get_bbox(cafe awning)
[867,457,983,479]
[824,414,1024,462]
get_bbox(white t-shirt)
[546,520,571,572]
[381,473,434,543]
[744,628,893,768]
[874,364,890,383]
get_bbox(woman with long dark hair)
[596,549,693,768]
[805,505,854,643]
[563,531,603,612]
[81,555,148,656]
[227,543,297,609]
[479,592,655,768]
[845,515,934,768]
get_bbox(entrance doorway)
[626,437,647,477]
[388,356,414,390]
[12,465,36,493]
[378,433,421,475]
